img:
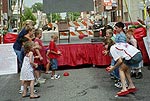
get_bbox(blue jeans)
[14,49,23,65]
[111,59,120,80]
[50,59,58,70]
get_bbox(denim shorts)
[50,59,58,70]
[35,64,44,71]
[123,52,142,69]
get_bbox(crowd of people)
[12,4,150,98]
[13,20,61,99]
[103,21,144,96]
[102,4,150,96]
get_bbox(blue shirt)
[115,31,126,43]
[13,28,27,51]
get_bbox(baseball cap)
[147,5,150,10]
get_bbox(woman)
[104,38,142,96]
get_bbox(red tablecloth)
[57,43,111,66]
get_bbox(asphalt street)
[0,65,150,101]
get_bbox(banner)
[43,0,94,13]
[0,44,17,75]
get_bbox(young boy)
[46,34,61,79]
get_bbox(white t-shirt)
[110,43,140,61]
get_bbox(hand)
[106,66,114,72]
[102,50,108,55]
[39,56,43,61]
[106,66,110,72]
[34,63,38,68]
[137,18,144,25]
[57,50,62,55]
[137,18,142,22]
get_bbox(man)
[137,3,150,70]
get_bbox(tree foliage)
[47,13,61,23]
[22,7,36,24]
[31,3,43,13]
[46,12,80,23]
[68,12,80,21]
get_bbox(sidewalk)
[0,66,150,101]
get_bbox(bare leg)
[22,81,28,96]
[30,80,40,98]
[45,63,50,73]
[51,70,55,76]
[34,70,40,80]
[124,65,135,89]
[30,80,35,96]
[118,63,128,92]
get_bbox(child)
[105,29,115,41]
[104,22,127,88]
[19,25,38,94]
[20,41,40,99]
[46,34,61,79]
[19,37,29,94]
[126,29,143,79]
[34,29,49,84]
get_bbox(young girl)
[20,41,40,99]
[34,29,49,84]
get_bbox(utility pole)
[117,0,123,21]
[0,0,1,25]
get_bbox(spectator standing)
[137,3,150,70]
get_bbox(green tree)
[68,12,80,21]
[31,3,43,13]
[22,7,36,24]
[47,13,61,23]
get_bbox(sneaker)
[19,89,23,94]
[115,81,128,88]
[34,82,40,87]
[33,90,38,93]
[135,72,143,79]
[27,88,38,94]
[130,72,136,77]
[37,78,46,84]
[19,89,38,94]
[54,74,60,79]
[115,82,122,88]
[40,78,46,81]
[51,75,55,80]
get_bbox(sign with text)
[0,44,17,75]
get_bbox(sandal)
[128,88,137,93]
[22,94,30,98]
[117,90,129,96]
[30,95,40,99]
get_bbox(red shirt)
[34,38,48,65]
[48,40,58,59]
